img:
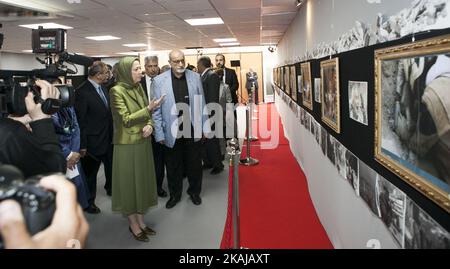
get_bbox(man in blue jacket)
[152,50,210,209]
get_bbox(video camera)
[0,164,56,249]
[0,26,94,116]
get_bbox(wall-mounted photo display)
[321,58,341,133]
[374,35,450,213]
[321,126,327,156]
[315,121,321,145]
[348,81,368,126]
[280,67,285,92]
[359,160,380,217]
[284,66,291,97]
[314,78,322,103]
[301,62,313,110]
[404,197,450,249]
[311,117,316,136]
[376,175,406,247]
[326,134,336,165]
[305,112,311,132]
[297,75,303,97]
[290,65,297,102]
[300,107,305,126]
[345,150,359,196]
[335,140,347,180]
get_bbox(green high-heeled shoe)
[141,226,156,236]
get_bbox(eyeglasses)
[170,59,185,64]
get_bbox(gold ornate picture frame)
[374,35,450,213]
[301,62,313,110]
[290,65,297,102]
[321,58,340,133]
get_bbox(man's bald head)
[168,49,186,77]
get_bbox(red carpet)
[236,104,333,249]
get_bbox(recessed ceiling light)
[213,38,237,43]
[123,43,147,48]
[116,52,140,56]
[219,42,240,47]
[185,17,224,26]
[85,35,121,41]
[22,50,33,53]
[19,23,73,29]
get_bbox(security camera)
[268,46,276,53]
[296,0,304,7]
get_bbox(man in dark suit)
[140,55,168,198]
[215,54,239,105]
[197,56,224,174]
[75,61,113,214]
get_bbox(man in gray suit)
[152,50,210,209]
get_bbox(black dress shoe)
[84,204,101,214]
[141,226,156,236]
[129,227,149,242]
[210,165,224,175]
[157,188,168,198]
[166,197,180,209]
[202,164,213,170]
[190,194,202,205]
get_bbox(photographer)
[0,79,66,177]
[0,174,89,248]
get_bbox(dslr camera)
[0,26,93,116]
[0,164,56,249]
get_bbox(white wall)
[277,0,414,63]
[274,0,447,249]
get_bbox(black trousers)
[151,135,166,190]
[80,145,113,204]
[164,138,203,199]
[202,138,223,168]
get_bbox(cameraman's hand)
[25,80,60,121]
[0,175,89,249]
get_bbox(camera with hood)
[0,26,94,117]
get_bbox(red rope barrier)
[220,159,234,249]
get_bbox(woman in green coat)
[110,57,164,242]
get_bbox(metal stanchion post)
[227,138,241,249]
[246,85,258,142]
[240,107,259,166]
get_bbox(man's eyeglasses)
[170,59,185,64]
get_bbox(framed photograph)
[321,58,341,133]
[326,134,336,165]
[349,81,368,125]
[376,176,406,247]
[404,198,450,249]
[290,65,297,102]
[280,67,285,93]
[301,62,313,110]
[297,75,302,97]
[345,150,359,195]
[359,160,379,217]
[284,66,290,97]
[314,78,321,103]
[335,140,347,180]
[374,35,450,213]
[315,122,321,145]
[321,126,327,156]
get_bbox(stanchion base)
[239,157,259,166]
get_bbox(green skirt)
[112,139,158,215]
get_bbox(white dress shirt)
[145,74,153,100]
